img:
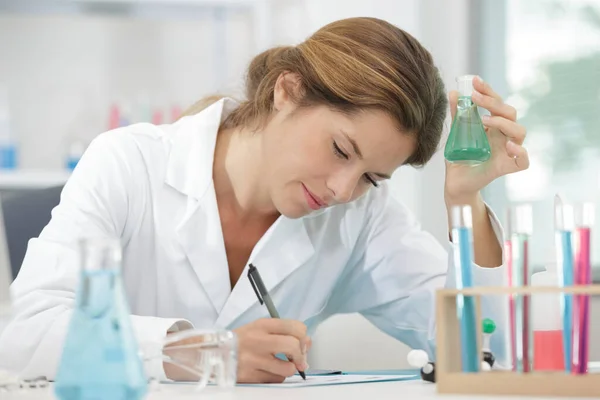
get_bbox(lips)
[302,184,326,210]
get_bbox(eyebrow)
[340,130,392,180]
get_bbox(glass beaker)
[142,329,237,390]
[54,238,147,400]
[444,75,491,165]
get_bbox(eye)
[364,174,379,187]
[332,141,349,160]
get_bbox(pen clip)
[247,264,264,305]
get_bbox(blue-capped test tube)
[556,201,575,373]
[451,205,479,373]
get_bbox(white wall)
[0,9,255,170]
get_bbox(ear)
[273,72,302,112]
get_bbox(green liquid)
[444,96,491,165]
[444,148,491,164]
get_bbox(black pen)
[248,263,306,380]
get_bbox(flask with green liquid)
[444,75,491,164]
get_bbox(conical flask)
[444,75,491,164]
[54,238,147,400]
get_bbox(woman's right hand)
[163,318,311,383]
[234,318,311,383]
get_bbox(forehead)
[331,108,415,169]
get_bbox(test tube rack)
[436,284,600,397]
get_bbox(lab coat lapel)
[165,99,235,314]
[176,192,231,314]
[215,216,315,329]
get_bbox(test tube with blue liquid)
[54,238,147,400]
[510,204,533,373]
[451,205,479,373]
[555,201,574,373]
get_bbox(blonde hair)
[181,17,447,167]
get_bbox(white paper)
[242,374,417,388]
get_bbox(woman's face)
[261,76,416,219]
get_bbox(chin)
[273,198,311,219]
[276,205,311,219]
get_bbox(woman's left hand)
[444,76,529,203]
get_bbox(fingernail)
[476,75,484,84]
[303,362,309,371]
[482,115,490,124]
[472,91,481,99]
[302,344,308,355]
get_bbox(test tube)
[555,202,574,373]
[451,205,479,373]
[572,203,594,374]
[504,208,517,371]
[510,204,533,372]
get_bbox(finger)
[449,90,458,121]
[270,334,307,371]
[260,356,298,378]
[472,75,502,102]
[237,362,288,384]
[481,115,526,145]
[505,141,530,172]
[471,90,517,121]
[237,349,292,383]
[302,336,312,355]
[258,318,307,340]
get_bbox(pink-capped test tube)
[572,203,594,374]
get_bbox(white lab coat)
[0,98,508,380]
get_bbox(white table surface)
[0,380,587,400]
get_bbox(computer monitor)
[0,197,11,317]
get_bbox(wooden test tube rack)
[436,285,600,397]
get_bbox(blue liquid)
[452,227,479,373]
[556,230,574,373]
[54,269,147,400]
[66,157,79,171]
[0,145,17,169]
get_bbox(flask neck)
[80,238,122,272]
[457,96,475,110]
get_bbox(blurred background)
[0,0,599,370]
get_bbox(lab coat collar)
[164,97,239,199]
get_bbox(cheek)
[351,183,372,201]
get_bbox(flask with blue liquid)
[54,238,147,400]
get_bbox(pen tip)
[299,371,306,380]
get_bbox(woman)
[0,17,527,383]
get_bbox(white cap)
[451,205,472,229]
[557,204,575,231]
[456,75,476,97]
[575,202,595,227]
[513,204,533,235]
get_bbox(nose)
[327,170,359,204]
